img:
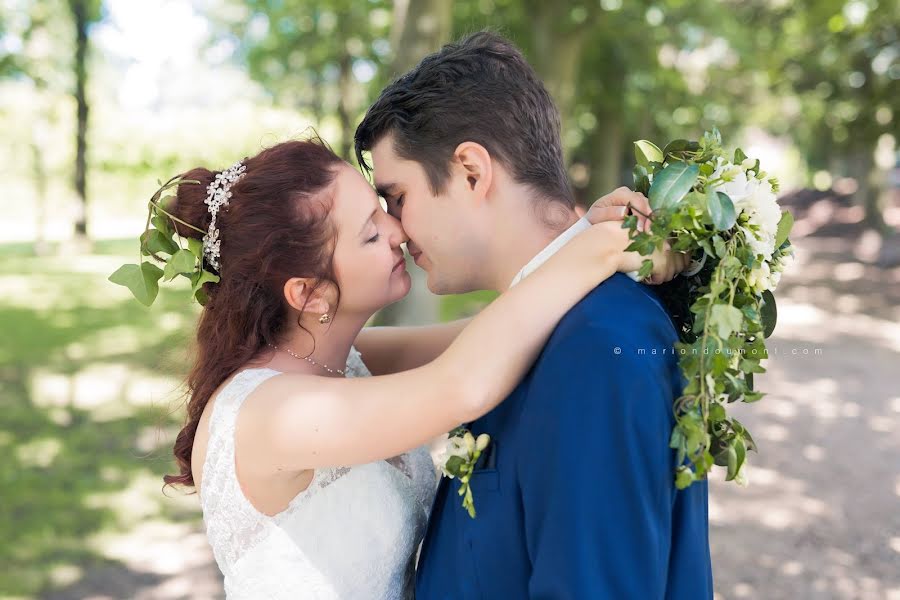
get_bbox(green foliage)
[108,176,218,307]
[627,130,795,488]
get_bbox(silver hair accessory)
[203,160,247,270]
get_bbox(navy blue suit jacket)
[416,273,713,599]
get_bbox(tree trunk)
[390,0,452,75]
[849,146,886,231]
[528,5,590,146]
[589,106,626,199]
[70,0,89,241]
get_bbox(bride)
[160,138,685,598]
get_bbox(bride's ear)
[453,141,493,199]
[283,278,331,316]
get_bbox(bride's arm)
[248,215,686,473]
[353,318,473,376]
[352,188,655,376]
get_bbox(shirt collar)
[508,216,592,288]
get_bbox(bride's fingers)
[588,205,629,223]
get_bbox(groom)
[355,31,712,599]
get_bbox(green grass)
[0,238,494,597]
[0,240,201,598]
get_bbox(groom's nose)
[385,212,409,247]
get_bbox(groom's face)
[370,136,486,295]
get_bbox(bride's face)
[328,164,411,315]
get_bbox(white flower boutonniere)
[434,427,491,518]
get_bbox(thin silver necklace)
[267,342,346,376]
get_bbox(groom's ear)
[453,141,493,199]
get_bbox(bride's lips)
[392,256,406,273]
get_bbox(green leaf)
[632,165,650,195]
[187,237,204,260]
[710,304,743,339]
[675,467,694,489]
[648,162,700,211]
[151,214,173,238]
[713,235,727,258]
[775,210,794,249]
[109,262,164,307]
[163,249,197,282]
[760,289,777,338]
[444,455,465,478]
[725,446,739,480]
[190,268,221,304]
[638,259,654,279]
[707,190,737,231]
[145,229,179,255]
[733,148,748,165]
[663,139,700,158]
[634,140,664,169]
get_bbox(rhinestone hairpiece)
[202,160,247,270]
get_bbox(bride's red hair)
[163,139,343,488]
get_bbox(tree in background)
[729,0,898,231]
[222,0,392,160]
[68,0,102,241]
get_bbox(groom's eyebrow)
[375,183,397,198]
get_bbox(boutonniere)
[434,427,491,518]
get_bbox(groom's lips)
[410,250,423,265]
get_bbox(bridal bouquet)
[626,128,794,488]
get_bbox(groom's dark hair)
[355,30,573,206]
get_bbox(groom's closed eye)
[385,195,404,219]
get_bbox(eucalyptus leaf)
[760,289,777,338]
[775,210,794,249]
[109,262,164,307]
[707,190,737,231]
[648,162,699,211]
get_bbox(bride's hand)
[586,186,653,233]
[585,187,689,284]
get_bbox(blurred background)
[1,0,898,598]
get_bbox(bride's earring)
[319,313,331,325]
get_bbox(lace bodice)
[199,347,437,599]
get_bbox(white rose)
[738,184,781,261]
[747,261,772,292]
[434,435,471,478]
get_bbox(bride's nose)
[385,212,409,247]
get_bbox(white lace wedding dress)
[199,347,437,599]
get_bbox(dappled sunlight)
[15,436,64,468]
[86,472,180,525]
[30,363,183,422]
